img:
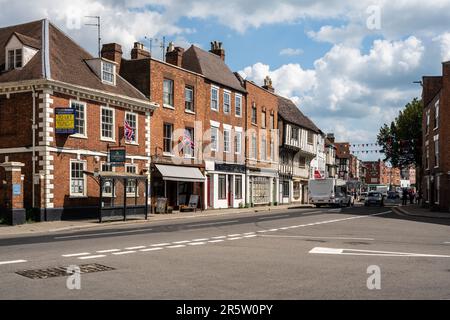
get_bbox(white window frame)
[6,48,23,70]
[184,127,195,158]
[224,129,231,153]
[235,131,242,155]
[125,111,139,145]
[223,90,231,114]
[100,106,115,142]
[185,85,194,113]
[125,164,139,197]
[70,99,87,138]
[163,78,174,108]
[101,61,116,85]
[100,162,115,197]
[235,94,242,117]
[251,133,257,159]
[435,175,440,204]
[426,109,430,134]
[211,126,219,152]
[211,86,219,111]
[261,134,267,160]
[70,159,87,197]
[434,137,439,168]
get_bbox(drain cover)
[16,264,115,279]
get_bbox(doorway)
[228,175,233,207]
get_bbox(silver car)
[365,192,384,207]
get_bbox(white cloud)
[279,48,304,56]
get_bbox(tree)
[377,98,423,187]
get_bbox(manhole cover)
[16,264,115,279]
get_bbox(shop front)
[205,161,246,209]
[152,164,206,211]
[247,168,278,206]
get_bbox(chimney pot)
[101,43,123,73]
[166,46,184,67]
[209,40,225,61]
[131,42,151,60]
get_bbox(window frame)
[101,61,115,85]
[184,127,195,158]
[125,163,139,196]
[261,111,266,129]
[251,103,257,125]
[307,131,314,145]
[211,86,219,111]
[124,111,138,145]
[434,138,439,168]
[234,131,242,155]
[235,94,242,117]
[434,101,439,130]
[235,175,243,199]
[223,129,231,153]
[251,133,257,159]
[163,78,174,108]
[185,85,195,113]
[223,90,231,114]
[70,99,87,138]
[100,162,115,197]
[210,126,219,152]
[261,134,267,160]
[70,159,87,197]
[163,123,174,155]
[100,106,115,142]
[218,174,227,200]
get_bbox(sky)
[1,0,449,161]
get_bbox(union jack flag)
[124,120,135,142]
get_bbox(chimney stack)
[101,43,123,73]
[209,41,225,61]
[327,133,335,143]
[131,42,151,60]
[262,75,274,93]
[422,76,442,107]
[165,42,185,67]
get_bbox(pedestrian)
[409,190,415,204]
[402,189,408,206]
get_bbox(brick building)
[181,42,247,209]
[0,20,157,221]
[118,42,207,210]
[421,62,450,211]
[335,142,351,180]
[243,76,279,206]
[364,160,401,188]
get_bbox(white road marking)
[268,229,279,232]
[244,232,256,235]
[208,240,225,243]
[0,260,27,266]
[140,248,163,252]
[62,252,91,257]
[309,247,450,258]
[112,251,136,255]
[227,234,241,237]
[78,255,106,260]
[151,243,171,247]
[261,235,375,241]
[212,236,227,239]
[189,242,206,246]
[173,241,190,244]
[54,228,153,239]
[192,238,209,242]
[243,235,257,238]
[228,237,243,240]
[444,242,450,244]
[257,230,269,233]
[96,249,121,253]
[188,220,239,227]
[167,245,186,249]
[125,246,146,250]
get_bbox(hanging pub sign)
[55,108,76,134]
[108,147,126,167]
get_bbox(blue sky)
[1,0,448,161]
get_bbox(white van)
[308,178,353,208]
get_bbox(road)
[0,203,449,300]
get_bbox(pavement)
[393,204,450,219]
[0,203,314,237]
[0,203,449,299]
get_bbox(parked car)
[365,192,384,207]
[359,192,368,201]
[387,191,398,199]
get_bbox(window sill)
[71,134,88,140]
[163,104,175,110]
[101,138,116,143]
[185,110,196,115]
[69,195,88,199]
[211,108,219,112]
[163,152,175,157]
[125,142,139,146]
[126,194,139,198]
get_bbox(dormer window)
[7,48,22,70]
[102,61,115,84]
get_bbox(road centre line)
[78,255,106,260]
[125,246,146,250]
[112,251,136,255]
[260,235,375,241]
[0,260,27,265]
[188,220,239,227]
[140,248,163,252]
[62,252,91,257]
[167,245,186,249]
[97,249,121,253]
